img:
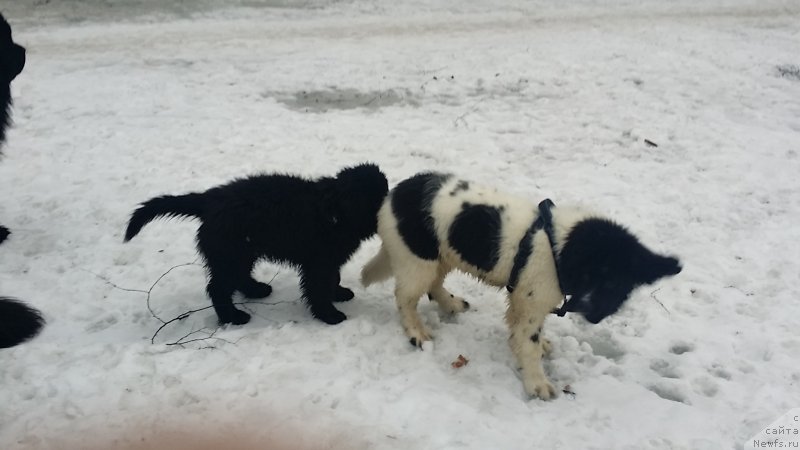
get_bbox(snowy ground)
[1,0,799,448]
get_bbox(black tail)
[0,297,45,348]
[124,193,205,242]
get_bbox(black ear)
[639,254,682,284]
[5,44,26,81]
[1,15,11,42]
[1,14,25,82]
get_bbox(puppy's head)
[334,163,389,236]
[1,14,26,83]
[557,218,682,324]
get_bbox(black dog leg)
[207,271,250,325]
[299,265,346,325]
[330,272,354,302]
[236,256,273,299]
[335,285,354,302]
[238,276,273,299]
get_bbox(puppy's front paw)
[525,379,557,400]
[312,307,347,325]
[334,286,355,302]
[219,309,251,326]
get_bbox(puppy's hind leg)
[334,285,355,302]
[238,277,273,299]
[207,270,251,325]
[428,265,470,315]
[199,229,251,325]
[299,264,346,325]
[237,257,273,299]
[330,272,354,303]
[394,259,440,348]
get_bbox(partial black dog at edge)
[0,13,45,349]
[125,163,388,326]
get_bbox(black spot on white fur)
[391,172,450,260]
[449,180,469,196]
[448,203,502,272]
[558,218,682,324]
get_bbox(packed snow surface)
[1,0,799,448]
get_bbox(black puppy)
[125,163,388,326]
[0,13,44,349]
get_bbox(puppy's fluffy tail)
[124,193,204,242]
[361,244,393,287]
[0,297,45,349]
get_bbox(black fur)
[0,15,42,349]
[449,180,469,196]
[391,172,450,260]
[448,202,502,272]
[507,228,533,293]
[508,199,555,293]
[557,218,682,324]
[1,13,26,245]
[0,14,26,147]
[0,297,45,349]
[125,163,388,326]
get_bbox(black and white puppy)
[361,172,681,399]
[0,13,44,350]
[125,163,388,326]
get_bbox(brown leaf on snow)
[451,354,469,369]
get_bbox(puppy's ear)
[4,44,26,81]
[638,254,682,285]
[0,15,25,82]
[0,15,11,43]
[334,163,388,206]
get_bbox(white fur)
[362,177,592,399]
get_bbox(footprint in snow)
[649,358,681,379]
[669,341,694,355]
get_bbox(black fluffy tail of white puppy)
[0,297,45,348]
[124,193,205,242]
